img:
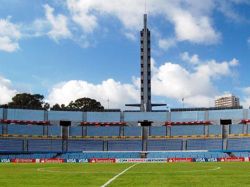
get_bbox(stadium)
[0,106,250,186]
[1,2,250,187]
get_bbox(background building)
[215,94,240,108]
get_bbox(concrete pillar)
[103,140,108,151]
[43,126,49,136]
[2,108,8,135]
[243,109,248,134]
[60,121,70,152]
[166,126,171,136]
[23,139,28,152]
[222,124,229,150]
[204,125,209,136]
[140,120,151,152]
[142,126,149,151]
[82,126,87,136]
[182,139,187,151]
[119,126,124,136]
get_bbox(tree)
[51,98,104,111]
[72,97,104,111]
[7,93,44,109]
[43,103,50,110]
[51,103,61,111]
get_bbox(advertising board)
[11,159,36,163]
[218,157,245,162]
[167,158,193,163]
[116,158,167,163]
[89,158,116,163]
[40,158,64,163]
[0,159,11,163]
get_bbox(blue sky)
[0,0,250,109]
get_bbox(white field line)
[176,166,221,173]
[37,167,117,174]
[100,163,138,187]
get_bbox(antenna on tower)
[144,0,147,14]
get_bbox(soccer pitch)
[0,162,249,187]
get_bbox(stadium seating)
[124,127,141,136]
[187,139,222,150]
[1,108,250,159]
[69,126,82,136]
[68,140,103,151]
[208,125,221,135]
[230,124,243,134]
[147,139,182,151]
[87,126,119,136]
[8,124,43,135]
[150,127,166,136]
[147,151,227,158]
[48,126,61,136]
[227,138,250,150]
[171,125,204,136]
[108,140,142,151]
[0,139,24,152]
[28,139,62,152]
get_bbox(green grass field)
[0,162,250,187]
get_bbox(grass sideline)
[0,162,249,187]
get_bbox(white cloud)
[0,76,17,104]
[158,38,176,50]
[44,4,71,41]
[151,56,239,107]
[247,37,250,44]
[47,79,139,108]
[0,19,21,52]
[124,32,137,41]
[241,87,250,108]
[229,58,239,66]
[171,9,220,44]
[65,0,220,45]
[181,52,200,65]
[47,55,238,108]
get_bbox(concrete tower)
[140,14,151,112]
[126,14,166,112]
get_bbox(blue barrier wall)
[48,111,82,121]
[124,112,167,122]
[208,109,243,120]
[0,108,247,123]
[171,111,205,122]
[86,112,120,122]
[7,109,44,121]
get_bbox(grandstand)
[0,107,250,162]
